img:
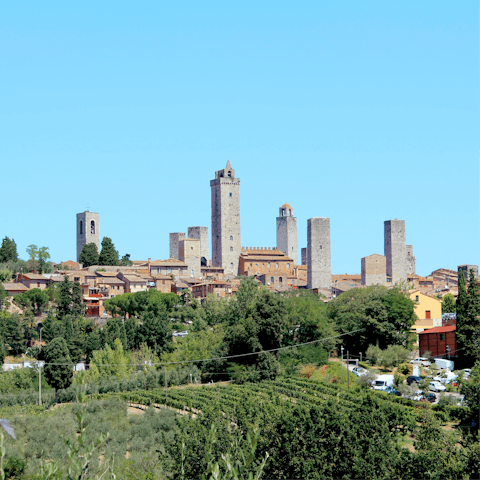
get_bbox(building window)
[230,262,233,268]
[229,193,232,197]
[79,221,83,235]
[268,262,270,268]
[168,268,172,273]
[230,247,233,251]
[179,269,183,273]
[415,295,419,301]
[279,277,283,282]
[90,220,95,234]
[425,310,431,319]
[250,263,252,267]
[230,235,233,240]
[262,263,265,267]
[287,263,290,269]
[440,333,446,341]
[271,277,274,283]
[320,245,322,250]
[276,263,279,268]
[256,263,258,267]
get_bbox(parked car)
[410,357,431,367]
[433,372,457,385]
[429,381,446,392]
[372,374,395,391]
[384,386,401,396]
[420,393,436,403]
[406,375,422,385]
[351,367,368,377]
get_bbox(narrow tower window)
[91,220,95,234]
[229,193,232,197]
[230,235,233,240]
[230,247,233,251]
[79,221,83,235]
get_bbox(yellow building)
[409,290,442,333]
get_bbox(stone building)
[210,160,241,276]
[458,264,479,282]
[276,203,298,265]
[179,237,201,278]
[361,254,386,286]
[307,217,331,292]
[150,259,188,279]
[188,226,209,266]
[301,248,308,266]
[169,232,186,260]
[406,245,416,275]
[239,247,294,278]
[384,219,407,284]
[76,211,100,262]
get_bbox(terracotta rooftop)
[419,325,456,334]
[97,278,125,285]
[2,283,28,291]
[150,258,188,267]
[20,274,48,280]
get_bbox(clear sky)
[1,1,478,276]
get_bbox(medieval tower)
[210,160,241,276]
[169,232,186,260]
[276,203,298,265]
[384,219,408,284]
[76,211,100,262]
[188,226,209,266]
[307,217,331,291]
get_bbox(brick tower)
[76,211,100,262]
[210,160,241,276]
[276,203,298,265]
[307,217,331,291]
[384,219,407,284]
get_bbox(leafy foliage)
[98,237,119,266]
[78,243,99,268]
[43,337,73,400]
[0,237,18,263]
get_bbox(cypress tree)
[98,237,119,266]
[78,243,99,268]
[43,337,73,402]
[0,237,18,262]
[456,268,467,323]
[71,281,84,317]
[57,276,72,318]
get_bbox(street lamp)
[341,346,344,364]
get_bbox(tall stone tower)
[188,226,209,266]
[276,203,298,265]
[76,211,100,262]
[210,160,241,276]
[384,219,407,284]
[169,232,186,260]
[307,217,331,291]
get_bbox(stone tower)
[307,217,331,291]
[188,226,209,266]
[276,203,298,265]
[361,254,386,286]
[301,247,307,266]
[76,211,100,262]
[179,238,201,277]
[210,160,241,276]
[169,232,186,260]
[384,219,407,284]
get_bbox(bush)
[397,363,412,375]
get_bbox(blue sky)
[1,1,478,276]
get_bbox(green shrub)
[397,363,412,375]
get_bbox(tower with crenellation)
[276,203,298,265]
[210,160,241,276]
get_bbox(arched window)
[289,209,292,216]
[230,246,233,251]
[230,235,233,240]
[91,220,95,234]
[227,171,232,178]
[79,221,83,235]
[230,262,233,268]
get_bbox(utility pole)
[164,367,167,403]
[341,345,344,365]
[360,352,362,363]
[347,351,350,388]
[38,327,43,406]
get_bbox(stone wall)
[384,219,407,284]
[301,248,307,266]
[169,232,186,260]
[406,244,416,275]
[188,226,209,266]
[361,254,386,286]
[307,217,331,291]
[210,161,241,276]
[179,238,201,278]
[276,204,298,265]
[76,211,100,262]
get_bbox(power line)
[36,328,364,367]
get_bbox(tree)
[0,312,25,355]
[0,268,12,283]
[25,244,50,273]
[98,237,119,266]
[442,293,456,314]
[136,310,171,355]
[0,284,9,310]
[57,276,72,318]
[78,243,99,268]
[71,281,84,317]
[120,254,132,266]
[37,246,50,274]
[0,237,18,262]
[43,337,73,402]
[26,244,38,272]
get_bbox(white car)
[410,357,431,367]
[429,381,446,392]
[351,367,368,377]
[433,372,457,385]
